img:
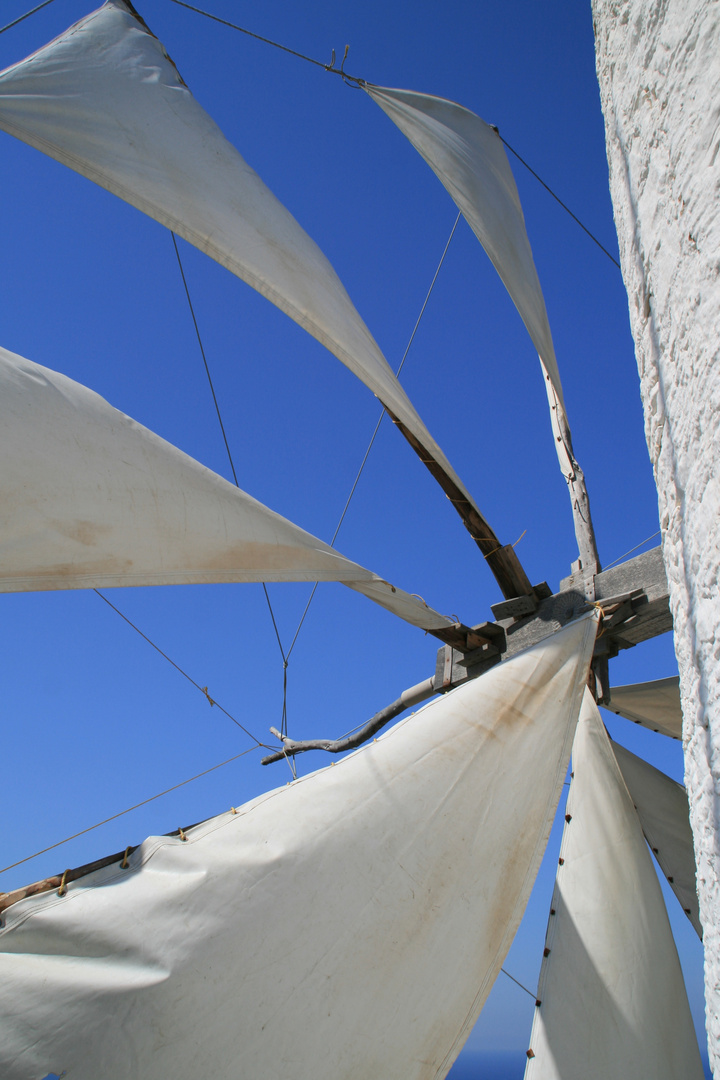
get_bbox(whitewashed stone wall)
[593,0,720,1071]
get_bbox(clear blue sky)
[0,0,706,1070]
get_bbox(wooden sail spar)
[365,84,600,579]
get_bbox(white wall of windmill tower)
[592,0,720,1070]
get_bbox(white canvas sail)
[606,676,683,739]
[612,738,702,937]
[365,84,565,407]
[525,692,703,1080]
[0,0,473,507]
[0,615,597,1080]
[0,346,453,635]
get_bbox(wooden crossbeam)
[435,546,671,692]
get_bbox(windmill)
[0,0,712,1076]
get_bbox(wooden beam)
[386,408,535,600]
[435,546,671,692]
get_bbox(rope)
[170,2,619,268]
[170,234,290,742]
[171,233,239,486]
[602,529,661,571]
[0,746,257,878]
[5,2,620,277]
[93,590,266,747]
[500,967,537,1000]
[166,0,362,81]
[499,136,621,270]
[0,0,56,36]
[285,212,463,660]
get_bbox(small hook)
[325,47,336,71]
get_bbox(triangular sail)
[611,738,701,937]
[606,676,683,739]
[365,85,601,575]
[0,615,597,1080]
[0,1,472,510]
[365,84,564,407]
[0,346,453,636]
[525,692,703,1080]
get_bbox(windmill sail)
[366,84,601,574]
[611,738,701,937]
[0,614,597,1080]
[525,692,703,1080]
[606,676,683,739]
[0,1,474,513]
[365,84,564,407]
[0,346,454,636]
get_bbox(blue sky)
[0,0,707,1069]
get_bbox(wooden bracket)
[435,547,671,695]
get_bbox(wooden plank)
[491,594,538,620]
[385,408,535,600]
[435,546,671,691]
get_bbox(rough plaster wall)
[592,0,720,1070]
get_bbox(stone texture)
[593,0,720,1071]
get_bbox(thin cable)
[171,2,619,270]
[0,746,257,878]
[285,213,462,660]
[170,235,289,728]
[167,0,347,74]
[602,529,661,572]
[501,967,537,999]
[261,584,288,665]
[94,590,267,747]
[499,135,621,270]
[0,0,56,36]
[171,233,239,486]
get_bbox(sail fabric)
[0,616,597,1080]
[606,675,683,739]
[612,739,702,938]
[0,346,453,635]
[365,84,564,407]
[0,2,472,507]
[525,692,703,1080]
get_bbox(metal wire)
[0,746,258,878]
[169,1,620,268]
[170,234,291,742]
[94,591,267,747]
[0,0,56,37]
[500,967,537,1000]
[285,212,463,661]
[499,135,621,270]
[167,0,361,80]
[602,530,661,571]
